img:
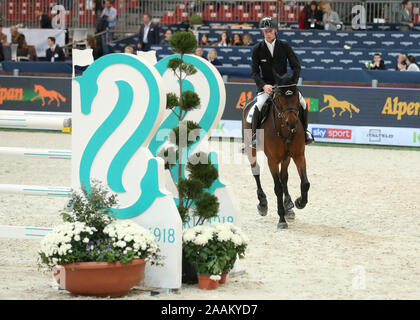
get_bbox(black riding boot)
[299,105,314,145]
[250,108,261,148]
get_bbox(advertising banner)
[0,76,71,112]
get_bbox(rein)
[269,85,300,150]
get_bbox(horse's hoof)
[257,204,268,216]
[277,222,288,230]
[285,209,295,220]
[295,197,307,210]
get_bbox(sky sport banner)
[0,76,71,112]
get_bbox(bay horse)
[242,73,310,230]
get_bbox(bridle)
[269,84,300,147]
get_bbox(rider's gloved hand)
[263,84,274,95]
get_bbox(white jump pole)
[0,115,71,131]
[0,184,71,197]
[0,147,72,159]
[0,111,72,117]
[0,225,53,239]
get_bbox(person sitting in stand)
[160,29,172,45]
[242,34,253,46]
[395,53,407,70]
[16,34,38,61]
[87,35,103,60]
[199,34,211,46]
[215,32,230,47]
[404,55,420,71]
[0,24,9,46]
[207,48,222,66]
[305,1,323,29]
[230,33,243,46]
[195,46,204,58]
[370,53,387,70]
[46,36,65,62]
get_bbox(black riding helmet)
[259,16,278,30]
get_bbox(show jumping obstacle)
[0,111,71,131]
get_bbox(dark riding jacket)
[251,39,301,91]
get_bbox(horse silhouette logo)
[30,84,66,107]
[320,94,360,118]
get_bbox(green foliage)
[186,153,218,189]
[169,31,197,55]
[170,121,201,147]
[189,14,203,25]
[193,192,219,222]
[61,181,117,236]
[166,92,179,110]
[182,90,200,112]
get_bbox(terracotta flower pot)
[53,258,146,297]
[219,270,230,285]
[197,274,219,290]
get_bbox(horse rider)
[250,16,314,147]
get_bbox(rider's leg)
[251,92,270,148]
[298,92,314,145]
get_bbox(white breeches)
[254,91,307,112]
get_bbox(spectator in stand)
[215,32,229,47]
[370,53,387,70]
[0,24,8,46]
[10,26,23,45]
[322,3,340,31]
[87,35,103,60]
[137,13,160,51]
[199,34,210,46]
[242,34,253,46]
[46,36,65,62]
[404,55,420,71]
[195,46,204,58]
[101,0,117,54]
[230,33,243,46]
[305,1,323,29]
[395,53,407,70]
[124,45,135,54]
[160,29,172,45]
[399,0,414,31]
[35,9,52,28]
[207,48,222,66]
[16,34,38,61]
[299,4,309,29]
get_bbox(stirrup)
[305,131,314,145]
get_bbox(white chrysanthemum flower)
[194,234,210,246]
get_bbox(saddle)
[245,98,272,126]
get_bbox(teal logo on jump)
[75,54,165,219]
[414,132,420,143]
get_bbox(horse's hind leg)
[252,164,268,216]
[293,154,310,209]
[280,158,295,220]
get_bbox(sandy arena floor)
[0,130,419,300]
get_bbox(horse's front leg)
[251,163,268,216]
[280,158,295,220]
[268,160,287,229]
[293,154,310,209]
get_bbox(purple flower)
[99,254,104,259]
